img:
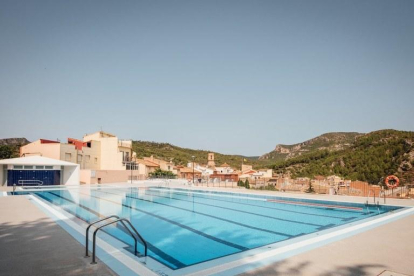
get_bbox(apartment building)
[20,131,138,184]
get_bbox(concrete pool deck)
[0,196,116,276]
[0,183,413,276]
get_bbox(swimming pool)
[15,186,402,271]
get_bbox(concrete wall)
[60,141,101,170]
[62,165,80,185]
[20,140,61,159]
[80,169,92,184]
[90,170,144,184]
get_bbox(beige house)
[135,158,160,178]
[144,155,176,174]
[20,131,138,184]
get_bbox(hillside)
[132,141,271,169]
[0,138,30,146]
[0,138,30,159]
[260,132,363,162]
[271,130,414,184]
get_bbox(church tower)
[207,152,215,168]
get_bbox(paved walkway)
[239,211,414,276]
[0,196,115,276]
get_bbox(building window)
[24,165,33,169]
[13,165,23,169]
[45,166,53,170]
[94,157,98,164]
[65,153,71,161]
[35,166,44,170]
[85,155,90,162]
[77,154,82,163]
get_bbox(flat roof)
[0,156,78,166]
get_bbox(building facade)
[20,131,136,184]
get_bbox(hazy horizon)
[1,0,413,155]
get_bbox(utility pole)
[192,156,195,184]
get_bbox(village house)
[20,131,140,184]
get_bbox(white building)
[0,156,80,186]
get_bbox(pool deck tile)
[238,211,414,276]
[0,196,116,276]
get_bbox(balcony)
[118,140,132,148]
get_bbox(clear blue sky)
[1,0,413,156]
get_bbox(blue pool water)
[21,187,400,269]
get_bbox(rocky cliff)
[260,132,363,161]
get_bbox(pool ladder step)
[84,215,148,264]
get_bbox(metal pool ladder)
[85,215,148,264]
[365,190,382,214]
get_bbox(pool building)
[0,156,79,186]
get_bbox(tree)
[0,145,15,159]
[237,180,244,187]
[305,181,315,193]
[148,168,176,179]
[245,179,250,189]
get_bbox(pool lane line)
[150,187,355,221]
[73,190,250,252]
[93,189,294,238]
[266,199,364,211]
[143,190,325,228]
[161,187,369,213]
[41,191,187,269]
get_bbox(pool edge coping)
[19,187,414,276]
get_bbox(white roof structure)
[0,156,78,166]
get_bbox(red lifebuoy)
[385,175,399,189]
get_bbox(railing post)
[91,228,98,264]
[85,215,119,257]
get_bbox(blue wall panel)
[7,170,61,186]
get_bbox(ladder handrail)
[379,190,386,204]
[119,219,148,257]
[366,189,376,204]
[89,218,148,264]
[85,215,120,257]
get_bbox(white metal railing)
[18,180,43,186]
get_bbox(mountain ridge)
[271,129,414,184]
[259,132,364,161]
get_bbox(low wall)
[92,170,145,184]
